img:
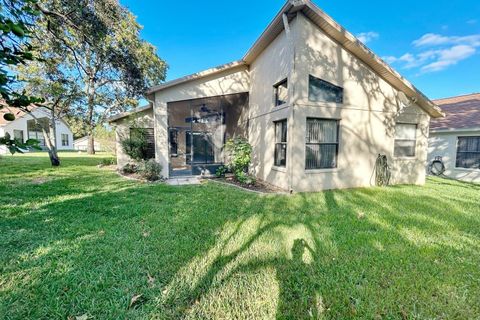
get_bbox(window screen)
[308,75,343,103]
[456,136,480,169]
[274,120,287,167]
[394,124,417,157]
[13,130,24,143]
[61,134,69,146]
[305,119,339,169]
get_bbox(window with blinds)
[394,123,417,157]
[274,120,287,167]
[456,136,480,169]
[305,118,339,169]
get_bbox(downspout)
[283,12,295,193]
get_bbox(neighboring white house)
[0,106,74,154]
[428,93,480,183]
[73,136,102,152]
[109,0,444,192]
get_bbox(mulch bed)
[209,177,288,194]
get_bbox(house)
[74,136,103,152]
[109,0,443,192]
[0,106,74,154]
[428,93,480,183]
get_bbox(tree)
[15,57,82,165]
[0,0,44,154]
[34,0,167,155]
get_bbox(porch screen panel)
[305,119,339,169]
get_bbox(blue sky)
[121,0,480,100]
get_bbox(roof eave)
[108,104,153,123]
[146,60,247,95]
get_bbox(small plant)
[139,159,162,181]
[215,165,228,178]
[235,170,256,185]
[99,157,117,166]
[122,163,138,174]
[224,138,255,185]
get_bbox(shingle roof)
[430,93,480,131]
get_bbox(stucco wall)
[247,18,295,190]
[113,108,155,168]
[428,131,480,183]
[152,65,250,178]
[0,108,73,155]
[246,13,429,192]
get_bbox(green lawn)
[1,153,479,319]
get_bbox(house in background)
[109,0,443,192]
[0,106,74,155]
[73,136,103,152]
[428,93,480,183]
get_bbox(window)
[130,128,155,159]
[456,136,480,169]
[13,130,24,143]
[169,129,178,156]
[274,79,288,106]
[308,75,343,103]
[61,134,69,146]
[305,118,339,169]
[274,120,287,167]
[394,124,417,157]
[27,118,49,147]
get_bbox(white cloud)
[413,33,480,47]
[421,45,476,72]
[356,32,379,44]
[386,33,480,73]
[467,19,478,25]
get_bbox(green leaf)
[3,113,15,121]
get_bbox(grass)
[1,153,479,319]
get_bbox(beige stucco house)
[109,0,443,192]
[428,93,480,183]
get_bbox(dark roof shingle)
[430,93,480,131]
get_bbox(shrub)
[234,170,256,185]
[121,129,150,161]
[224,138,255,185]
[140,159,162,181]
[225,138,252,174]
[99,157,117,166]
[215,165,228,178]
[122,163,138,174]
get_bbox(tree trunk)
[86,76,96,155]
[32,111,60,166]
[48,109,60,166]
[87,133,95,155]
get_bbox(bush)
[224,138,255,185]
[139,159,162,181]
[225,138,252,174]
[215,165,228,178]
[122,163,138,174]
[121,129,151,161]
[234,170,256,185]
[99,157,116,166]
